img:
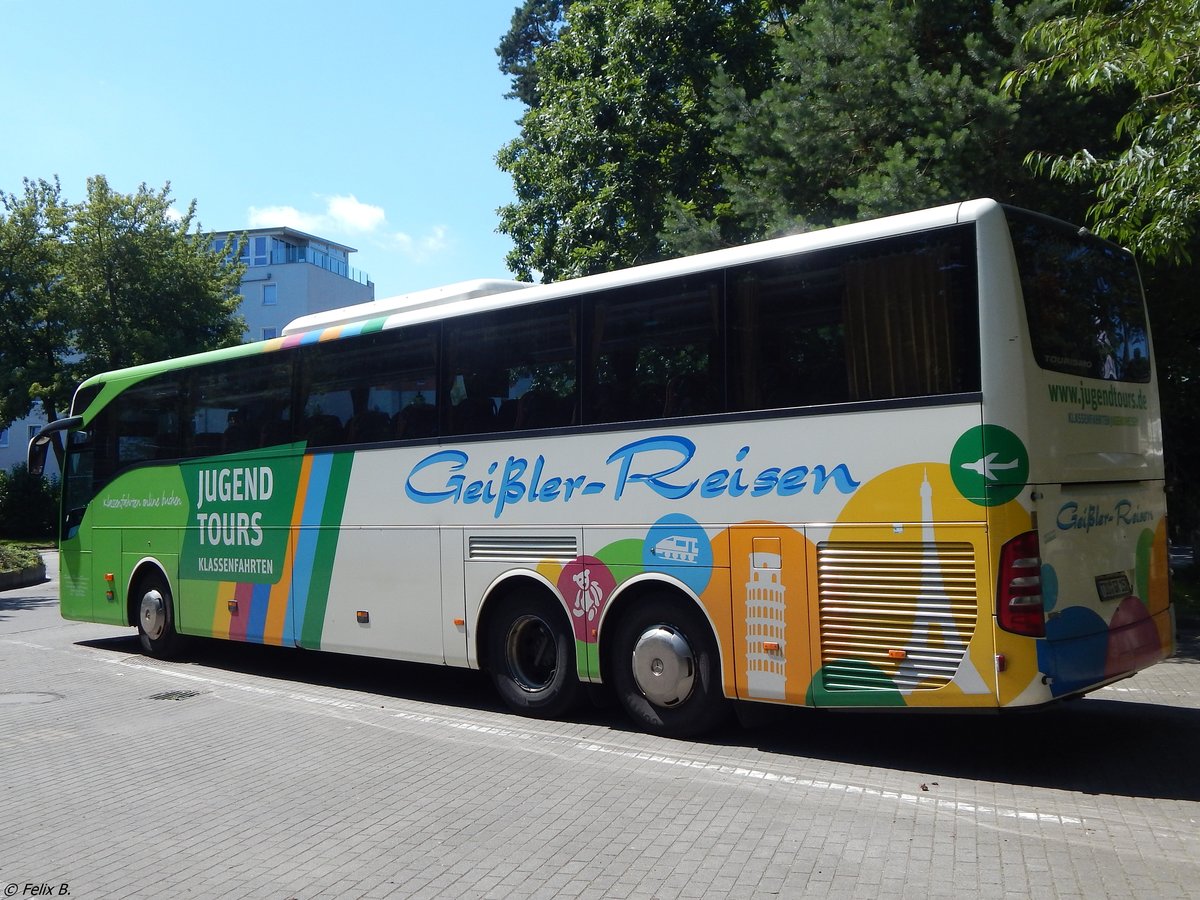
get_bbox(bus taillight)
[997,531,1045,637]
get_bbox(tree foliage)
[0,175,245,438]
[497,0,1126,276]
[0,178,72,434]
[493,0,1200,535]
[496,0,783,281]
[497,0,576,107]
[666,0,1128,252]
[1004,0,1200,264]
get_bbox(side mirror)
[26,416,84,475]
[27,439,49,477]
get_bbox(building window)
[0,428,8,448]
[262,327,279,341]
[263,283,278,306]
[27,425,39,442]
[253,236,268,267]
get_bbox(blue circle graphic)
[642,514,713,595]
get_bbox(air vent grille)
[818,541,977,692]
[468,535,578,562]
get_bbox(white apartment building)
[0,226,375,475]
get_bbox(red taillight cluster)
[997,530,1045,637]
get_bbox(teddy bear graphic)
[571,567,605,622]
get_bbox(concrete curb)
[0,556,47,591]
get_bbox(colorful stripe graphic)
[209,449,355,648]
[267,317,388,353]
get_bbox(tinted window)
[299,325,439,446]
[189,354,293,454]
[444,301,577,435]
[85,371,186,494]
[583,274,723,424]
[1008,210,1150,383]
[729,226,979,409]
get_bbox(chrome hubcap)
[631,624,694,707]
[139,590,166,641]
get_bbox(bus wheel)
[488,593,582,719]
[134,571,182,659]
[611,596,730,738]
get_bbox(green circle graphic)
[950,425,1030,506]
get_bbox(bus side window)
[444,301,577,436]
[729,259,848,411]
[111,373,186,467]
[729,227,978,410]
[299,324,440,447]
[584,274,722,425]
[187,355,294,455]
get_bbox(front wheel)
[610,596,730,738]
[134,571,183,659]
[487,592,582,719]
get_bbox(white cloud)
[246,195,448,262]
[326,194,386,233]
[391,225,449,262]
[246,203,325,234]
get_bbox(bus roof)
[285,199,994,336]
[74,198,998,399]
[282,278,530,336]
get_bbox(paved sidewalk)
[2,553,1199,899]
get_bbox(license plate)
[1095,571,1132,602]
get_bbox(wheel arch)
[475,569,571,672]
[124,557,174,627]
[597,573,726,691]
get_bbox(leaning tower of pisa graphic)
[745,551,787,699]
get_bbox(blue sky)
[2,1,525,298]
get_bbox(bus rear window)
[1007,209,1150,383]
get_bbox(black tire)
[487,592,583,719]
[134,570,183,659]
[610,595,730,738]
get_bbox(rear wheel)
[134,571,182,659]
[610,595,730,738]
[487,592,582,719]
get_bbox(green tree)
[67,176,245,376]
[498,0,577,107]
[497,1,1123,273]
[496,0,782,281]
[1004,0,1200,265]
[0,178,73,431]
[665,0,1124,252]
[0,464,60,540]
[0,176,245,460]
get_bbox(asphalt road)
[2,553,1199,899]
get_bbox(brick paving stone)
[3,554,1200,898]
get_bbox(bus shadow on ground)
[735,630,1200,803]
[736,698,1200,804]
[81,629,1200,804]
[81,632,513,716]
